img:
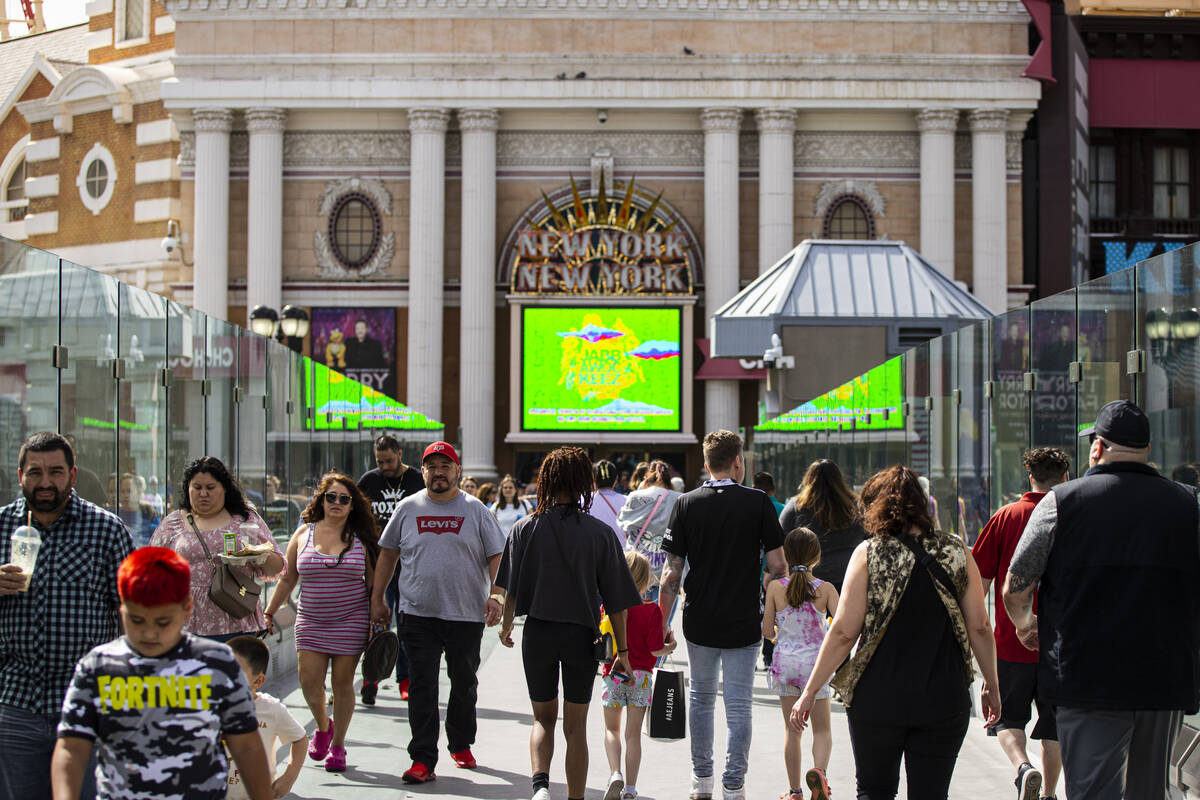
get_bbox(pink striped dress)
[294,526,370,655]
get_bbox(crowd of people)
[0,399,1196,800]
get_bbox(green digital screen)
[522,306,682,432]
[303,361,442,431]
[757,358,903,432]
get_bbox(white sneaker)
[721,784,746,800]
[532,789,552,800]
[689,775,713,800]
[621,790,638,800]
[604,772,625,800]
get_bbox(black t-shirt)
[778,502,866,591]
[496,506,642,631]
[358,467,425,532]
[661,481,785,648]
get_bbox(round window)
[85,159,109,200]
[329,193,381,270]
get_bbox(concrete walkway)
[269,614,1039,800]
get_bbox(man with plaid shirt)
[0,432,132,800]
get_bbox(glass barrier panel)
[290,348,316,507]
[264,339,299,547]
[116,283,168,547]
[0,256,59,501]
[167,302,207,508]
[204,317,239,467]
[956,321,991,542]
[237,329,268,502]
[1076,269,1135,471]
[58,261,119,508]
[1030,290,1079,458]
[880,354,908,472]
[991,306,1031,510]
[928,335,960,538]
[905,341,931,485]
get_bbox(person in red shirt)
[972,447,1070,800]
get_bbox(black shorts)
[989,659,1057,741]
[521,617,597,705]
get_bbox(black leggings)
[521,617,597,704]
[846,707,970,800]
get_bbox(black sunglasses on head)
[324,492,352,505]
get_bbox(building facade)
[1,1,1042,478]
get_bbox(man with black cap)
[1003,400,1200,800]
[370,441,506,785]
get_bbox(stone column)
[458,108,499,478]
[406,107,450,420]
[245,107,286,315]
[702,107,743,435]
[970,108,1010,314]
[192,107,233,321]
[916,108,959,279]
[756,107,797,273]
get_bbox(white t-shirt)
[589,489,628,548]
[490,497,533,537]
[380,489,507,622]
[226,692,307,800]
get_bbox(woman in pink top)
[149,456,285,641]
[265,472,378,773]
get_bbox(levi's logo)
[417,515,465,535]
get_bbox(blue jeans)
[0,703,97,800]
[686,640,760,790]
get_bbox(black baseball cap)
[1078,399,1150,449]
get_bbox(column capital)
[968,108,1010,132]
[192,107,233,133]
[245,107,287,133]
[408,107,451,133]
[915,108,960,133]
[458,108,500,132]
[754,107,796,134]
[700,107,743,134]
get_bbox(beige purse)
[186,514,262,620]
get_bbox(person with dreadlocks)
[496,447,643,800]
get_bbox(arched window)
[823,195,875,240]
[328,193,381,270]
[4,158,26,222]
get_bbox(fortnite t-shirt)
[58,633,258,800]
[358,467,426,532]
[380,490,506,622]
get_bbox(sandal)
[325,745,347,772]
[308,717,333,761]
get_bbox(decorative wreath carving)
[313,176,395,279]
[813,179,886,219]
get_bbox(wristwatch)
[488,593,505,603]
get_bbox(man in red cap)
[370,442,506,784]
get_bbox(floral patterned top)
[830,531,973,706]
[149,509,286,636]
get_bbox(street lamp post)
[250,304,310,353]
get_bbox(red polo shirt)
[971,491,1046,664]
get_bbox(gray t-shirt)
[379,489,506,623]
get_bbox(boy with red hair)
[50,548,273,800]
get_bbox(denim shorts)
[601,669,654,708]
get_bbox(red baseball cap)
[422,441,460,466]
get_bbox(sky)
[4,0,88,36]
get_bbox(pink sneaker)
[308,718,333,761]
[325,745,347,772]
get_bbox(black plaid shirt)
[0,492,132,714]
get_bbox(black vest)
[1042,461,1200,711]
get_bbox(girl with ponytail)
[762,528,839,800]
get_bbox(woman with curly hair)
[264,472,379,773]
[788,465,1000,800]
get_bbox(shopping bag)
[647,666,686,741]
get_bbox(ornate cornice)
[755,107,797,134]
[458,108,500,132]
[192,107,233,133]
[968,108,1010,131]
[794,132,919,169]
[497,131,704,167]
[244,107,287,133]
[407,107,450,133]
[914,108,959,133]
[700,107,743,134]
[814,179,886,219]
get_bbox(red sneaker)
[402,762,436,784]
[806,767,832,800]
[450,748,477,769]
[399,678,410,701]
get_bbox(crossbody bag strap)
[597,491,619,517]
[185,513,217,565]
[631,491,667,551]
[898,533,960,602]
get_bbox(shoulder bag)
[898,533,960,602]
[186,513,262,619]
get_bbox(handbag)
[647,659,687,741]
[186,514,262,620]
[362,624,400,684]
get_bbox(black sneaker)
[1016,762,1042,800]
[361,680,378,706]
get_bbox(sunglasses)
[324,492,352,505]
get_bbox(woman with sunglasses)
[265,473,379,773]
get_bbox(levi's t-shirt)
[380,489,506,622]
[661,480,785,649]
[57,633,258,800]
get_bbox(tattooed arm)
[1002,492,1059,650]
[764,546,787,583]
[658,553,685,642]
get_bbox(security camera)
[161,235,178,254]
[597,109,608,124]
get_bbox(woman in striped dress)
[264,472,378,773]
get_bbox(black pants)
[846,707,970,800]
[400,614,484,769]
